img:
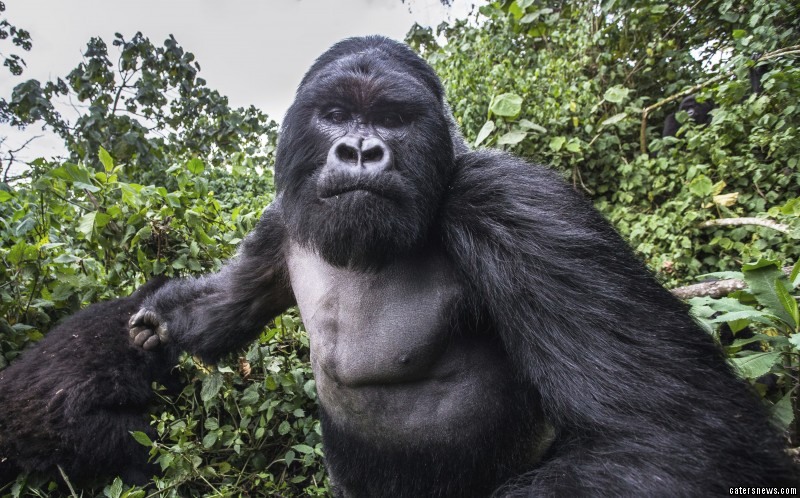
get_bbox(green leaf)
[474,120,495,147]
[709,310,777,327]
[292,444,315,454]
[74,181,101,193]
[601,112,627,126]
[549,136,566,152]
[775,280,799,327]
[490,93,523,118]
[771,390,795,429]
[98,147,114,173]
[187,158,205,175]
[497,130,527,145]
[743,261,795,327]
[303,379,316,399]
[731,351,780,379]
[689,175,713,197]
[130,431,153,447]
[240,385,261,405]
[650,4,668,14]
[565,139,581,153]
[518,119,546,133]
[202,432,218,448]
[103,477,123,498]
[201,372,224,402]
[603,85,630,104]
[789,261,800,288]
[53,254,81,264]
[78,212,98,238]
[0,190,12,202]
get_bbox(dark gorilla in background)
[0,278,179,486]
[662,95,715,137]
[662,61,770,138]
[129,36,797,496]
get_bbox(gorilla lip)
[317,172,404,202]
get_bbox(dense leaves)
[1,32,277,183]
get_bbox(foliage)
[0,150,267,359]
[0,1,31,77]
[409,0,800,285]
[1,32,277,183]
[690,259,800,432]
[135,313,327,497]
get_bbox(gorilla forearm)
[137,205,294,363]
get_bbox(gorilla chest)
[286,243,462,387]
[286,243,514,441]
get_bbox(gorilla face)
[275,38,455,269]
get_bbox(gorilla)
[662,95,715,137]
[129,36,797,496]
[663,62,770,139]
[0,278,179,487]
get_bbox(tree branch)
[699,217,790,233]
[671,266,794,299]
[671,279,747,299]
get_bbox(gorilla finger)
[129,308,159,328]
[156,323,169,343]
[129,325,148,340]
[133,329,153,347]
[142,335,161,351]
[128,309,146,328]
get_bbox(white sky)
[1,0,481,165]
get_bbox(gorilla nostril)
[335,143,359,164]
[362,145,384,163]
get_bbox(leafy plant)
[691,259,800,431]
[1,32,277,183]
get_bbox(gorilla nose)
[329,136,392,173]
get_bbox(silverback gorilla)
[0,278,179,486]
[129,36,797,496]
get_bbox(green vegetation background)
[0,0,798,496]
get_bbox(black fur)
[131,36,797,496]
[662,95,715,138]
[0,278,180,486]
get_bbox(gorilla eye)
[377,112,404,128]
[324,109,350,124]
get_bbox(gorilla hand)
[128,308,169,351]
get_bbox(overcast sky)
[1,0,481,164]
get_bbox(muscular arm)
[441,151,795,493]
[130,199,295,363]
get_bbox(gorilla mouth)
[323,184,381,198]
[317,172,405,202]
